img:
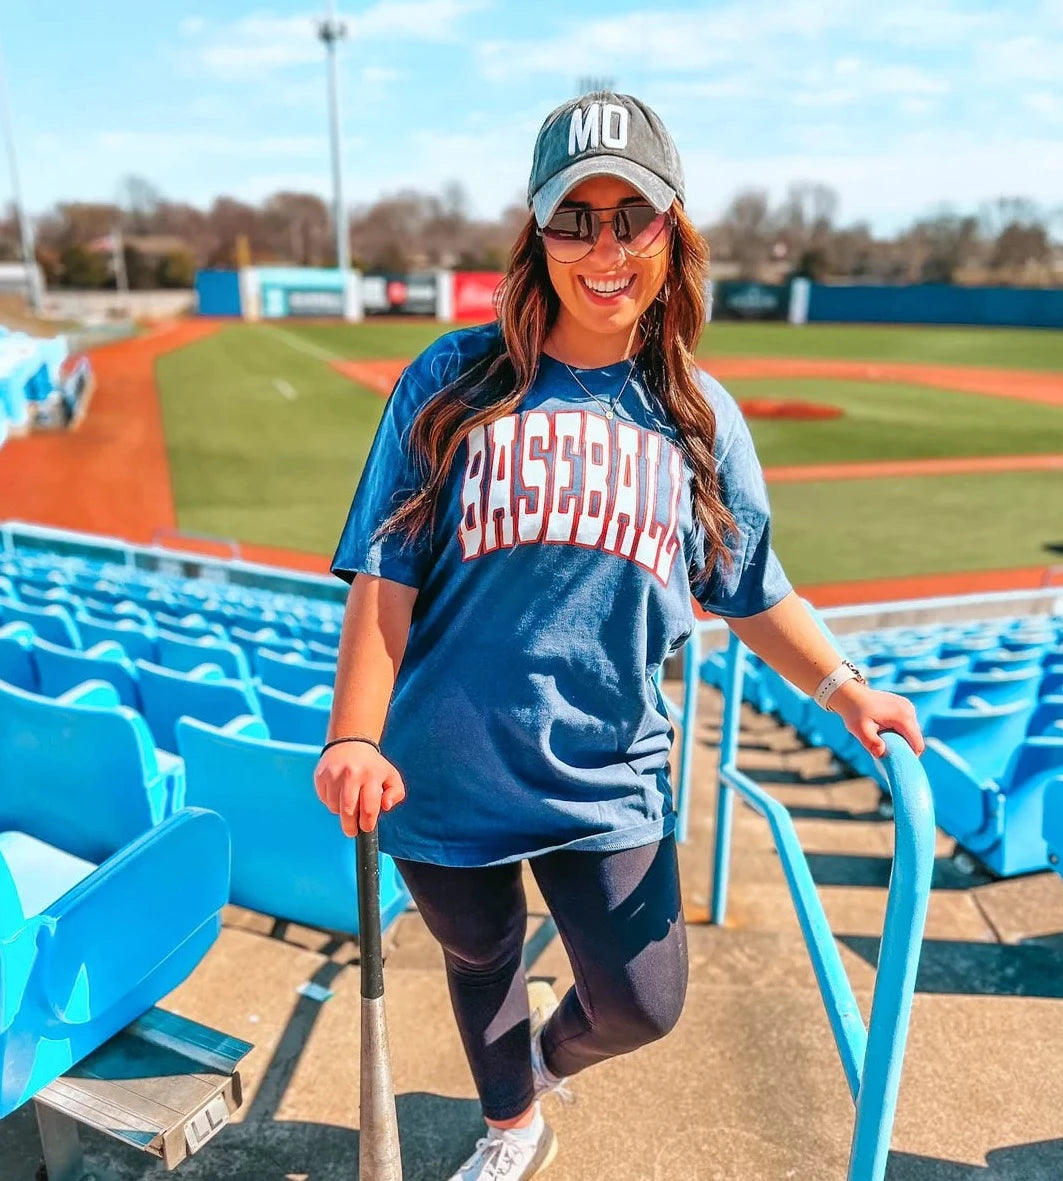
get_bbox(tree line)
[0,174,1058,289]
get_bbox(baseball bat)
[357,824,403,1180]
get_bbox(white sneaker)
[527,980,574,1105]
[447,1115,557,1179]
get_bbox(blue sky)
[2,0,1061,235]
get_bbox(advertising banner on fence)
[362,272,439,316]
[710,280,791,321]
[453,271,503,322]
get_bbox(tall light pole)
[317,1,349,274]
[0,33,41,311]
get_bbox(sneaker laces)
[462,1128,532,1179]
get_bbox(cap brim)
[531,157,676,227]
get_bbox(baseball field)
[153,319,1063,592]
[4,318,1060,598]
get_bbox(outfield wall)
[808,282,1063,328]
[193,267,1063,329]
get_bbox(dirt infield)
[0,320,220,542]
[331,356,1063,484]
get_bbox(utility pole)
[0,33,41,311]
[317,0,349,274]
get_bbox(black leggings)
[394,836,688,1121]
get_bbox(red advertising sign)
[453,271,504,322]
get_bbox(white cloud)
[178,16,207,38]
[193,0,489,77]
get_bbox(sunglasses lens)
[620,206,669,256]
[541,209,596,261]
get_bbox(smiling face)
[542,175,672,362]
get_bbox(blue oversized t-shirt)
[331,321,792,866]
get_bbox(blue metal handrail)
[666,629,934,1180]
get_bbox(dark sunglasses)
[537,203,673,263]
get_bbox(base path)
[0,320,221,542]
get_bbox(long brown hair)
[377,203,737,588]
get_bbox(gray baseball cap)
[528,91,685,227]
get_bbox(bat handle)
[356,825,385,1000]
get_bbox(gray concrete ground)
[5,681,1063,1180]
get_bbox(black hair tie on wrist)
[321,735,382,756]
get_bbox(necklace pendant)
[605,409,614,419]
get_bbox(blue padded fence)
[662,629,935,1180]
[808,282,1063,328]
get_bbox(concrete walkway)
[5,681,1063,1179]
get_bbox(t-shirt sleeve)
[688,384,793,618]
[330,367,434,589]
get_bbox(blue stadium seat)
[177,716,409,935]
[256,647,337,696]
[152,611,227,640]
[925,698,1034,783]
[258,683,331,746]
[924,736,1063,876]
[32,635,141,708]
[0,598,81,649]
[155,628,251,682]
[969,649,1046,674]
[950,668,1042,709]
[1041,671,1063,700]
[0,622,37,692]
[75,612,158,663]
[0,679,181,861]
[1028,697,1063,739]
[889,674,957,727]
[134,659,260,755]
[0,808,229,1117]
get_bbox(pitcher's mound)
[739,399,843,420]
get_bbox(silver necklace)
[564,359,636,420]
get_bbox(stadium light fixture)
[0,33,41,311]
[316,1,350,276]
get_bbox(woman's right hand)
[313,741,407,837]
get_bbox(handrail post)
[847,739,934,1179]
[675,630,700,843]
[710,631,744,925]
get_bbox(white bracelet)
[814,661,866,711]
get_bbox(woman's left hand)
[828,681,925,758]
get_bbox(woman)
[316,91,924,1180]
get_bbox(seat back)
[0,598,80,649]
[926,698,1035,783]
[31,637,139,708]
[177,717,406,934]
[892,675,956,728]
[135,659,259,755]
[155,629,250,682]
[1003,738,1063,795]
[258,684,329,746]
[0,624,37,693]
[75,613,157,663]
[256,647,337,696]
[0,680,164,861]
[950,668,1042,709]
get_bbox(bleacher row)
[0,326,93,444]
[704,612,1063,878]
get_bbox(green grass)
[729,379,1063,466]
[154,323,384,554]
[698,322,1063,369]
[275,318,1063,370]
[769,471,1063,584]
[153,320,1063,581]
